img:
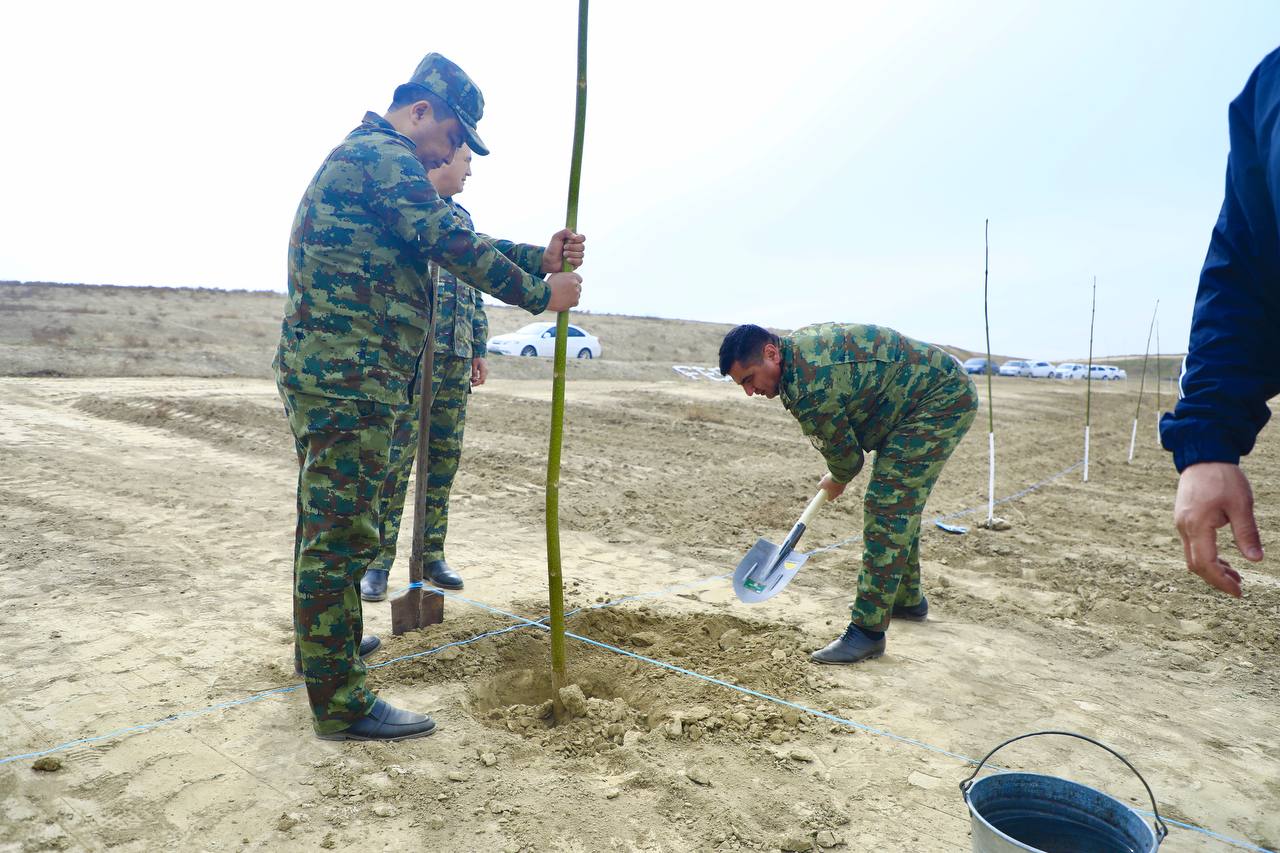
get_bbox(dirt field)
[1,284,1277,852]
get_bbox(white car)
[487,322,602,359]
[1027,360,1056,378]
[1088,365,1110,381]
[1104,365,1127,380]
[1053,362,1086,379]
[998,360,1030,377]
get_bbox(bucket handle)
[959,730,1168,846]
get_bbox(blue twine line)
[0,684,303,766]
[1133,812,1275,853]
[807,458,1084,556]
[406,581,424,590]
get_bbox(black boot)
[810,624,886,665]
[426,559,463,590]
[360,569,389,602]
[892,595,929,621]
[316,697,437,742]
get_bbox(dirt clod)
[559,683,589,717]
[816,830,844,848]
[685,766,712,786]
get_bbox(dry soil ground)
[1,284,1277,853]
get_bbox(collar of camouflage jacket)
[779,336,799,409]
[357,111,417,152]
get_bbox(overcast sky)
[3,1,1278,359]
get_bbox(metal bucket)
[960,731,1168,853]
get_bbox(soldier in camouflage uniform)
[720,323,977,665]
[274,54,584,740]
[361,145,569,599]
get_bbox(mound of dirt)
[379,606,836,762]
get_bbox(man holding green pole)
[360,145,586,600]
[275,53,583,741]
[719,323,977,665]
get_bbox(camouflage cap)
[409,53,489,156]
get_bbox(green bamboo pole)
[983,220,995,524]
[1084,278,1096,482]
[1128,299,1158,463]
[545,0,588,715]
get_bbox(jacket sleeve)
[1160,58,1280,471]
[471,291,489,358]
[480,236,546,277]
[367,149,551,314]
[789,392,865,484]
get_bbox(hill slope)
[2,281,1057,380]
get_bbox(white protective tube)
[1128,418,1138,463]
[987,431,996,522]
[1083,425,1091,482]
[1156,411,1162,445]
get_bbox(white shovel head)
[732,538,810,604]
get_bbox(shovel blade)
[732,538,809,604]
[390,587,444,635]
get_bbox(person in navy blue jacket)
[1161,48,1280,597]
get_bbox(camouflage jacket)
[274,112,551,404]
[780,323,968,483]
[431,201,541,359]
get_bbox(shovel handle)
[777,490,828,556]
[797,489,828,528]
[407,270,439,587]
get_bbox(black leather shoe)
[425,559,463,590]
[316,697,437,742]
[361,569,389,602]
[810,624,886,665]
[892,595,929,621]
[295,635,381,676]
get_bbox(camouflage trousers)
[851,370,978,632]
[279,386,400,734]
[370,354,472,575]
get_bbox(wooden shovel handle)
[407,271,438,586]
[797,489,828,528]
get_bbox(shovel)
[391,277,444,635]
[732,489,828,603]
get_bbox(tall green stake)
[1084,278,1096,482]
[546,0,588,713]
[1128,299,1159,463]
[983,220,995,524]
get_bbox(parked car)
[1089,365,1110,380]
[962,357,995,375]
[1027,360,1056,378]
[1053,362,1086,379]
[998,360,1030,377]
[486,322,603,359]
[1105,365,1128,380]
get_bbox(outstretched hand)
[542,229,586,274]
[1174,462,1263,597]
